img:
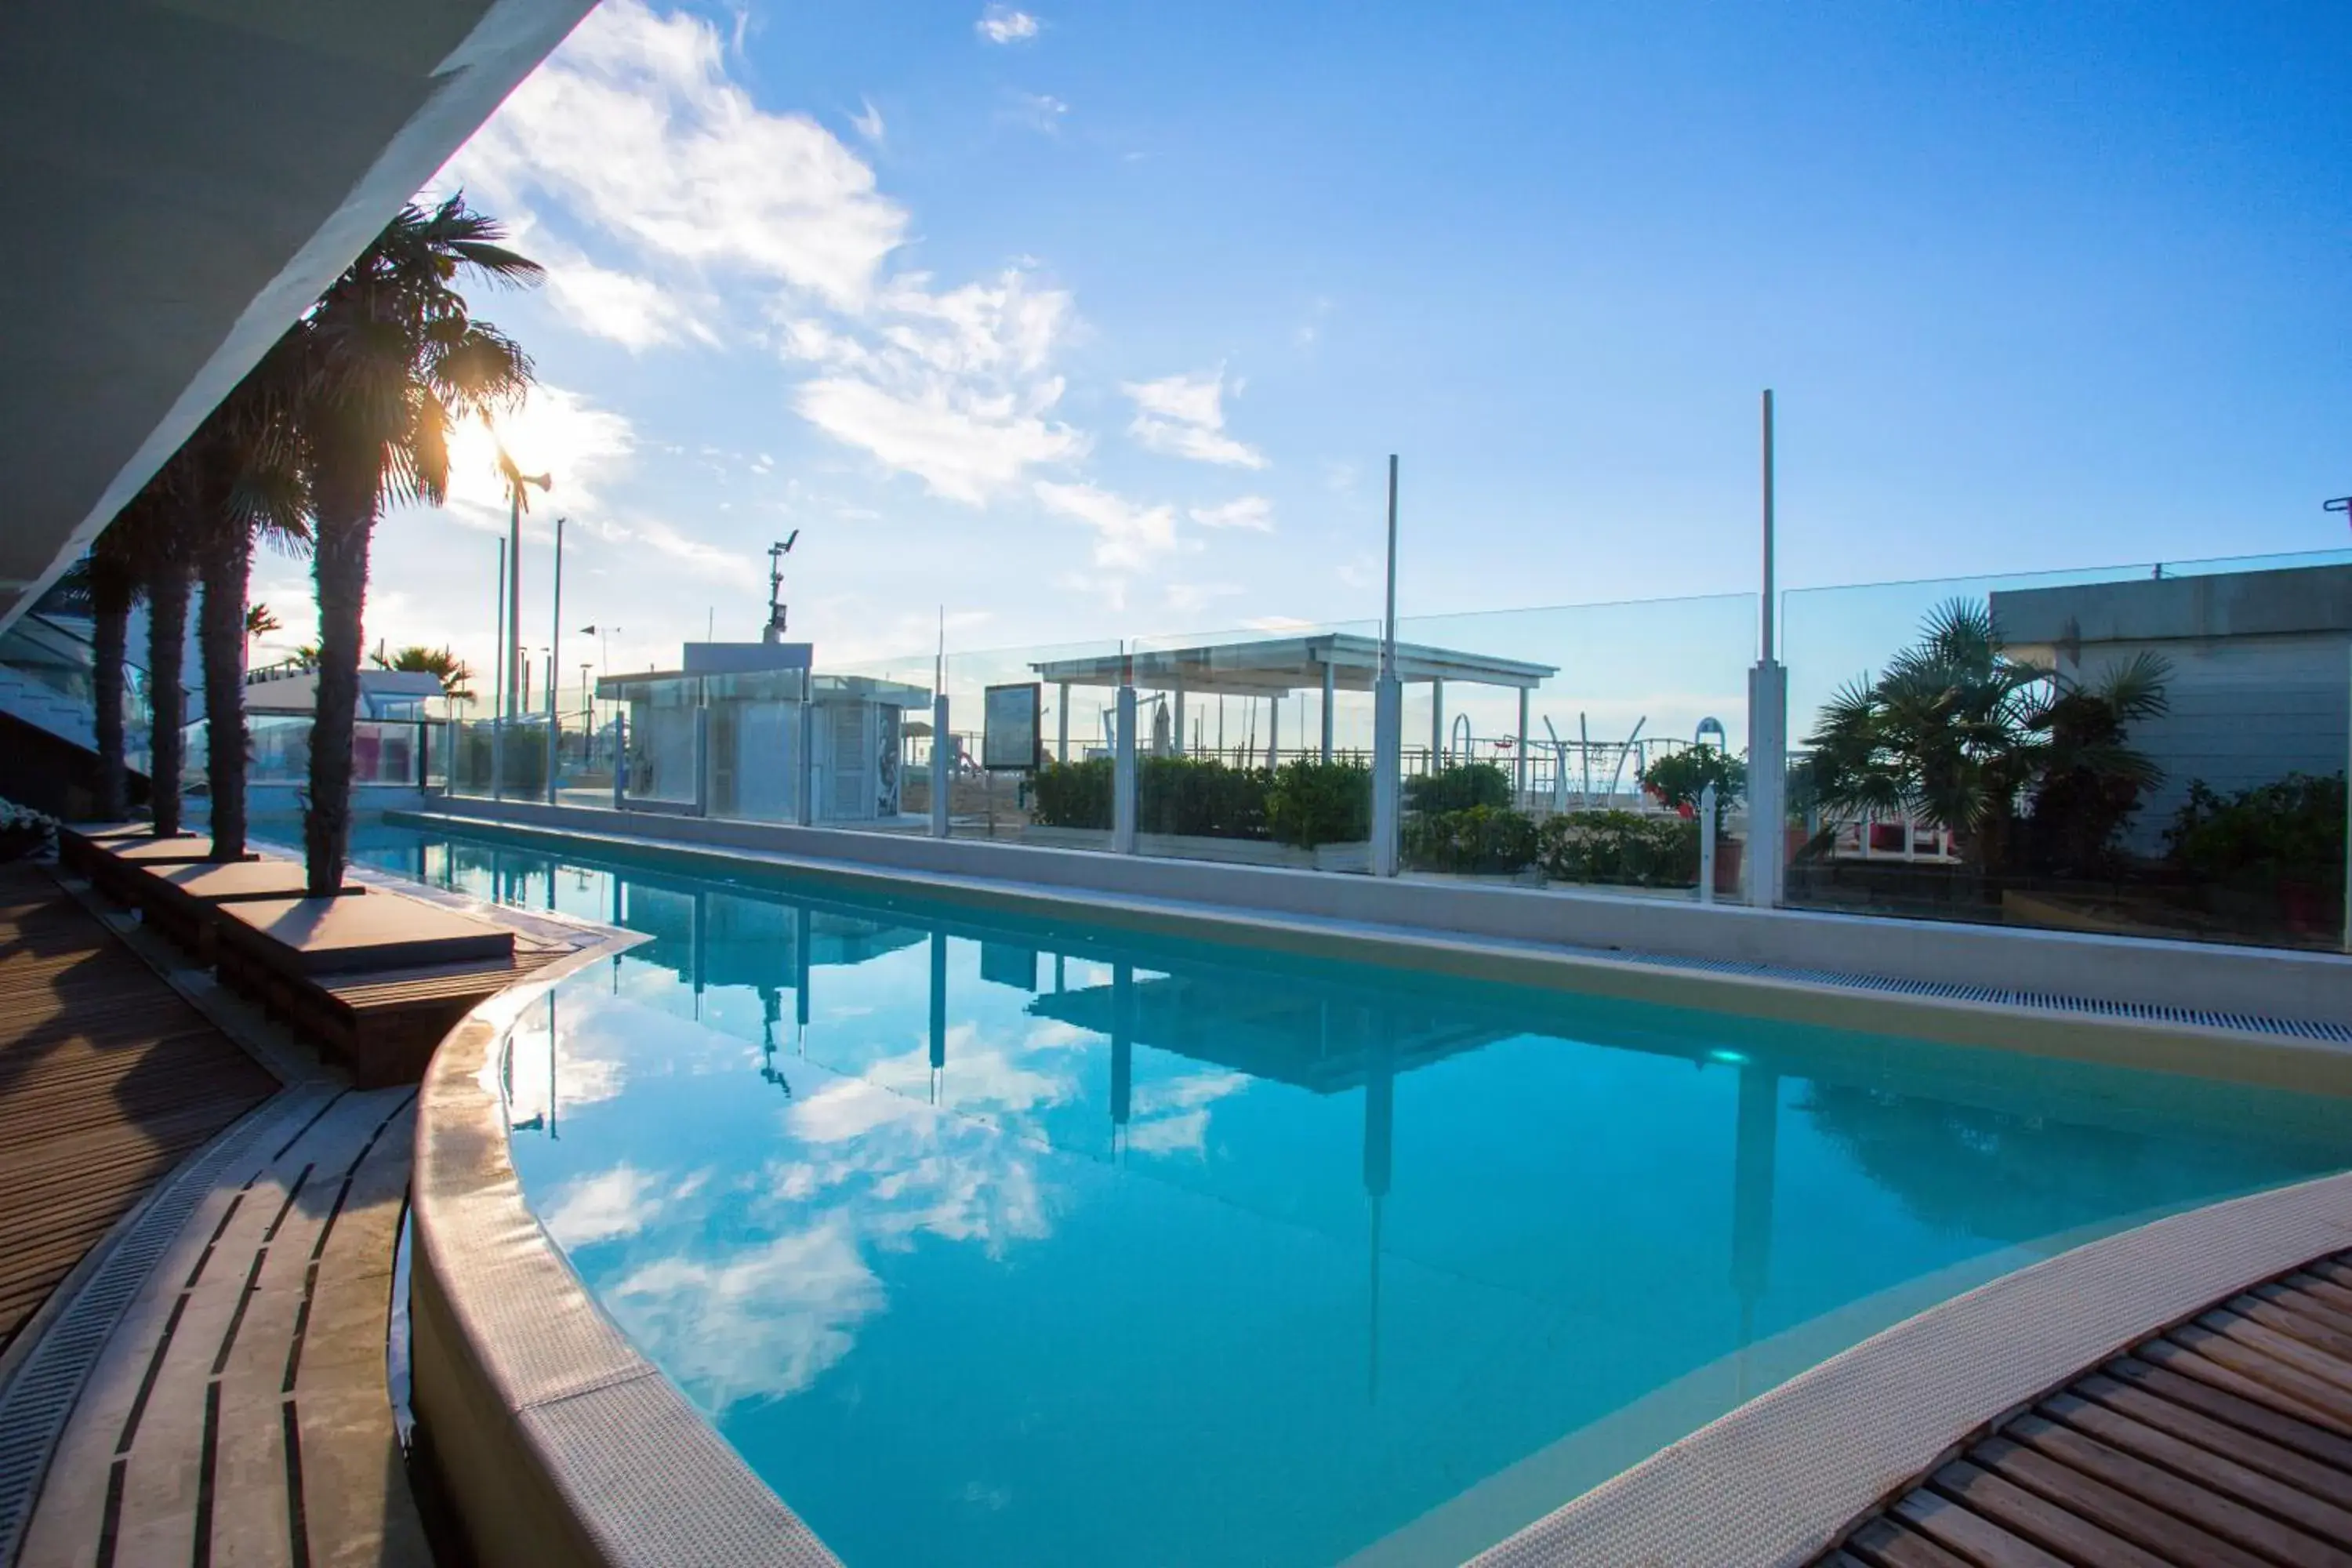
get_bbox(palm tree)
[93,468,200,836]
[244,601,281,655]
[73,544,142,822]
[288,195,540,895]
[191,342,310,862]
[1801,600,2168,876]
[373,643,474,703]
[1802,599,2051,869]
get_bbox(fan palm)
[373,643,474,702]
[288,194,540,894]
[73,543,143,822]
[1802,599,2052,868]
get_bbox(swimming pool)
[365,829,2352,1567]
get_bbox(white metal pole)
[1268,694,1279,769]
[931,695,951,837]
[1746,387,1789,909]
[506,487,523,724]
[1515,688,1530,804]
[1057,681,1070,763]
[1761,389,1777,665]
[1700,781,1719,906]
[1321,662,1336,762]
[547,515,564,805]
[491,539,506,800]
[1371,456,1403,876]
[1113,674,1138,854]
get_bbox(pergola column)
[1515,688,1530,804]
[1430,678,1445,769]
[1172,682,1187,757]
[1320,662,1336,761]
[1057,681,1070,762]
[1267,694,1280,768]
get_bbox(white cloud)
[784,268,1087,503]
[543,1165,665,1247]
[1033,481,1178,572]
[543,255,718,352]
[977,5,1040,43]
[851,96,885,143]
[437,0,907,310]
[441,383,637,518]
[1189,495,1273,532]
[1163,582,1242,615]
[1124,367,1268,469]
[1008,92,1068,132]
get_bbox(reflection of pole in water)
[928,929,948,1104]
[793,904,812,1055]
[547,989,559,1138]
[1109,960,1134,1160]
[691,890,707,1019]
[759,985,793,1097]
[1363,1011,1395,1405]
[610,872,624,993]
[1731,1062,1780,1397]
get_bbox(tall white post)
[611,709,626,810]
[1268,694,1280,768]
[1112,679,1138,854]
[1430,679,1445,771]
[1320,662,1336,761]
[1699,780,1719,906]
[547,514,564,805]
[1173,683,1187,758]
[1745,387,1789,909]
[796,694,817,826]
[1057,681,1071,762]
[1515,688,1530,805]
[931,694,951,837]
[1371,456,1403,877]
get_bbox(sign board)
[982,682,1044,771]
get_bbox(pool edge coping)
[1461,1168,2352,1567]
[394,819,2352,1568]
[406,931,847,1568]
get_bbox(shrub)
[1265,759,1372,848]
[1404,805,1538,874]
[2166,772,2346,905]
[1640,747,1746,812]
[1138,757,1269,839]
[1032,757,1112,828]
[1406,761,1512,814]
[1537,810,1700,887]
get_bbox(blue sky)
[285,0,2352,718]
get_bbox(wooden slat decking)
[1820,1250,2352,1568]
[0,861,280,1352]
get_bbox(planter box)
[1021,824,1370,873]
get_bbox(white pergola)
[1029,632,1557,769]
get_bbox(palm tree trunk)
[91,570,132,821]
[199,527,253,860]
[304,490,370,896]
[146,562,191,837]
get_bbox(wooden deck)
[1820,1250,2352,1568]
[0,861,280,1353]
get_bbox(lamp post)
[497,448,552,724]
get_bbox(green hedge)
[1406,762,1512,813]
[2167,772,2347,903]
[1404,805,1538,873]
[1536,811,1700,887]
[1266,759,1372,848]
[1032,757,1114,828]
[1032,755,1371,848]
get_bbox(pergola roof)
[1029,633,1555,697]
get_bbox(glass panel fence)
[1388,595,1759,898]
[938,639,1122,846]
[1780,546,2352,951]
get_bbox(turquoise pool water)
[361,829,2352,1567]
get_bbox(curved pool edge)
[1460,1167,2352,1568]
[408,938,845,1568]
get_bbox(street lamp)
[497,446,552,724]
